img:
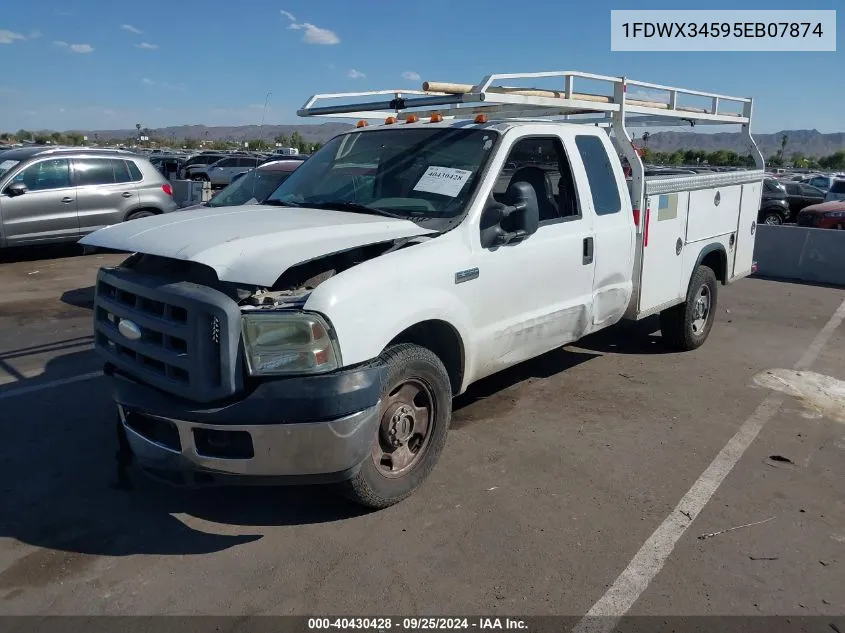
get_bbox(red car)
[796,201,845,229]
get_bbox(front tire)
[339,343,452,509]
[660,265,718,351]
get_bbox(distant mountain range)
[74,123,354,144]
[63,125,845,157]
[639,129,845,157]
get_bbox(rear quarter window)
[829,180,845,194]
[113,159,133,183]
[125,160,143,181]
[574,135,621,215]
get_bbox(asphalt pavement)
[0,245,843,619]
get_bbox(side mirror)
[5,182,28,197]
[479,181,540,249]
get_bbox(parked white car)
[204,156,264,187]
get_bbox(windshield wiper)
[263,199,302,207]
[306,200,408,220]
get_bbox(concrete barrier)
[753,224,845,286]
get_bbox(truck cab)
[80,70,765,508]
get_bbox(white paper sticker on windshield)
[413,166,472,197]
[0,160,18,170]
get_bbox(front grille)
[797,213,819,227]
[93,267,242,402]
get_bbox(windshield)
[0,159,21,179]
[208,168,294,208]
[266,127,499,219]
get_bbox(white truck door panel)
[637,192,689,314]
[732,181,761,278]
[569,133,635,330]
[466,130,595,381]
[469,222,594,378]
[686,186,742,242]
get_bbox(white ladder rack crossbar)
[297,70,753,126]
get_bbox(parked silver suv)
[0,146,177,248]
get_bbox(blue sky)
[0,0,841,133]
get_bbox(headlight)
[824,211,845,218]
[241,311,341,376]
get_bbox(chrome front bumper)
[118,403,380,481]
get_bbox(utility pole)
[259,91,272,150]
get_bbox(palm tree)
[779,134,788,160]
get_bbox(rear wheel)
[761,210,783,225]
[339,343,452,509]
[660,265,718,351]
[126,210,156,221]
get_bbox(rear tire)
[338,343,452,509]
[660,265,718,351]
[761,211,783,225]
[126,210,156,221]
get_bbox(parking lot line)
[0,370,103,401]
[573,297,845,633]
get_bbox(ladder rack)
[297,70,754,128]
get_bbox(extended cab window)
[12,159,71,191]
[492,136,579,223]
[575,135,621,215]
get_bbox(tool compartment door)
[732,180,762,278]
[637,192,689,314]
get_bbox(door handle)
[582,236,594,265]
[121,192,133,198]
[61,197,74,204]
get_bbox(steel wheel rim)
[691,284,711,335]
[373,378,435,478]
[764,215,780,225]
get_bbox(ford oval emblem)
[118,319,142,341]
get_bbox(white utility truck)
[81,70,765,508]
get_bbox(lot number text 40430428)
[307,618,529,631]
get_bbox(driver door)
[462,133,595,380]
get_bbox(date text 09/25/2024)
[308,618,529,631]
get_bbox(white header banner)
[611,10,836,52]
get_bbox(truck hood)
[79,205,436,286]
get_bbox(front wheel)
[339,343,452,509]
[660,265,718,351]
